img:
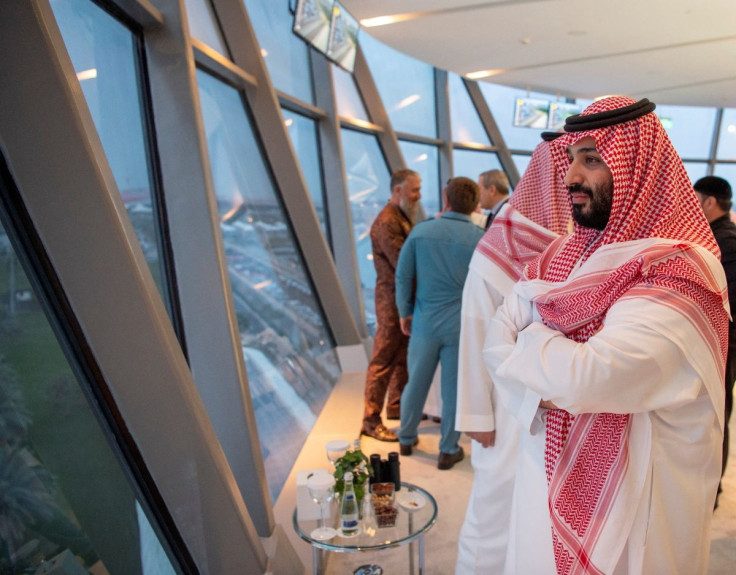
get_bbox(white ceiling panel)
[340,0,736,107]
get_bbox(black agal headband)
[540,131,564,142]
[564,98,656,132]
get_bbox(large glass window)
[453,149,503,182]
[51,0,170,305]
[683,162,709,185]
[399,141,440,217]
[717,109,736,160]
[512,154,532,177]
[714,164,736,188]
[656,104,717,160]
[333,64,370,122]
[282,109,329,241]
[450,73,490,146]
[360,33,437,138]
[183,0,228,55]
[0,215,176,574]
[479,82,562,152]
[340,129,391,333]
[243,0,314,104]
[196,70,339,501]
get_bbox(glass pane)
[340,129,391,334]
[196,70,340,500]
[453,149,502,182]
[717,109,736,160]
[282,109,329,242]
[479,82,566,151]
[183,0,229,55]
[683,161,710,184]
[0,222,176,574]
[399,140,440,217]
[713,164,736,188]
[243,0,314,104]
[360,33,437,138]
[449,73,490,146]
[51,0,168,303]
[656,105,717,159]
[333,64,370,121]
[512,154,532,177]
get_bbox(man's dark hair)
[390,169,419,191]
[694,175,733,212]
[446,177,480,214]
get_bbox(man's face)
[564,137,614,230]
[477,177,493,209]
[397,174,422,219]
[694,191,717,223]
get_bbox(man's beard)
[400,197,422,224]
[569,181,613,230]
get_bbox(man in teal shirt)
[395,177,485,469]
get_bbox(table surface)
[293,481,437,552]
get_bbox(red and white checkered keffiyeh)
[525,96,729,574]
[475,139,570,281]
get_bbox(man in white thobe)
[485,96,728,574]
[455,133,571,574]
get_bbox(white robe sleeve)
[486,294,705,418]
[455,266,505,432]
[482,286,545,433]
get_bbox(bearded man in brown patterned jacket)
[360,169,422,441]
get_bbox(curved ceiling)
[339,0,736,108]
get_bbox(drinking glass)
[307,472,337,541]
[325,439,350,466]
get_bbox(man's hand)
[465,430,495,448]
[400,316,412,336]
[539,399,559,410]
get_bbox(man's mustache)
[568,184,593,197]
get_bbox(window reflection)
[243,0,315,104]
[282,109,329,242]
[360,33,437,138]
[333,64,370,122]
[183,0,229,55]
[479,82,565,151]
[449,73,490,146]
[512,154,532,176]
[399,141,440,217]
[196,70,339,500]
[683,162,709,184]
[340,129,391,334]
[717,109,736,160]
[0,219,176,574]
[453,149,503,182]
[714,164,736,187]
[51,0,169,305]
[656,104,717,160]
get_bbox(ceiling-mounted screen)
[513,97,550,129]
[293,0,335,54]
[548,102,583,130]
[326,1,360,73]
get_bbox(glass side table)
[293,481,437,575]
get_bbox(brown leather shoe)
[399,438,419,456]
[437,446,465,470]
[361,423,398,442]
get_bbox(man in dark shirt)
[694,175,736,503]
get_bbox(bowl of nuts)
[371,483,398,528]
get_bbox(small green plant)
[333,449,372,503]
